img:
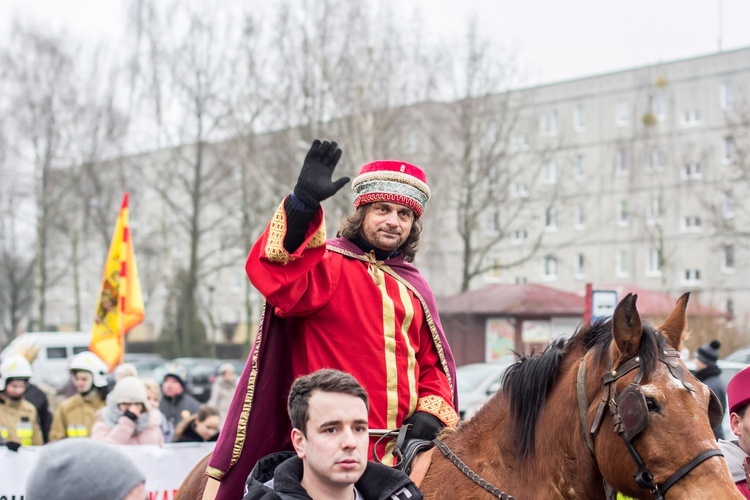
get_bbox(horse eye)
[646,398,660,412]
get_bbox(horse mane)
[502,317,666,460]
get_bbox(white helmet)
[69,351,109,388]
[0,354,33,391]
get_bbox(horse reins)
[577,347,724,499]
[432,439,516,500]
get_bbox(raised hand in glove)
[404,411,443,441]
[293,140,349,208]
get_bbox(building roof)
[438,283,584,317]
[437,283,728,320]
[598,285,729,319]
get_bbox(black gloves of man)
[404,411,444,441]
[293,140,349,208]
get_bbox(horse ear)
[658,293,690,349]
[611,293,642,360]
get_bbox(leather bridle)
[577,347,724,499]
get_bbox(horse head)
[421,293,741,499]
[592,293,739,499]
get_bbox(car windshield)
[457,364,505,393]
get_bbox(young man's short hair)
[288,369,369,435]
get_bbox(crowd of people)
[0,347,232,450]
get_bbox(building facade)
[43,47,750,347]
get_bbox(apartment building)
[44,47,750,342]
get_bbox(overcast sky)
[2,0,750,86]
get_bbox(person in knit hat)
[204,140,457,499]
[717,365,750,499]
[693,339,727,439]
[26,438,145,500]
[91,376,163,445]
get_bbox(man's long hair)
[337,205,422,263]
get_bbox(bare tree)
[424,22,558,292]
[127,0,265,356]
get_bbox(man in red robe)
[205,140,458,499]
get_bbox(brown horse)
[420,293,741,499]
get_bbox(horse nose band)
[577,348,724,500]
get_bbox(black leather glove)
[123,410,139,422]
[404,411,443,441]
[293,140,349,208]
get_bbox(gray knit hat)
[696,340,721,366]
[26,439,145,500]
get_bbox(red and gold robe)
[207,200,458,499]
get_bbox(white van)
[0,331,92,392]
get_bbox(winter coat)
[91,397,164,445]
[694,364,727,439]
[159,391,201,433]
[24,383,53,443]
[176,421,218,443]
[207,377,237,422]
[50,392,106,441]
[243,451,423,500]
[718,439,750,499]
[0,393,43,446]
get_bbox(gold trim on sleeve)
[417,395,459,427]
[265,201,327,264]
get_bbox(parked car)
[123,353,167,381]
[184,358,245,403]
[456,358,515,420]
[725,347,750,364]
[684,359,749,439]
[1,331,92,393]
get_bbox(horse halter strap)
[577,348,724,500]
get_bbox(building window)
[574,204,586,230]
[646,248,662,277]
[512,228,528,245]
[541,159,557,184]
[682,215,702,232]
[724,190,735,219]
[726,298,734,319]
[545,207,557,231]
[618,200,629,227]
[574,105,586,132]
[616,250,629,278]
[574,154,586,180]
[231,273,242,291]
[511,134,528,152]
[487,165,499,193]
[543,255,558,280]
[720,81,734,110]
[485,259,502,282]
[404,130,418,153]
[484,210,500,235]
[616,148,629,175]
[723,244,735,271]
[514,276,527,284]
[575,253,585,279]
[646,196,662,226]
[682,268,701,284]
[648,92,667,120]
[724,137,735,163]
[540,109,558,136]
[682,161,702,180]
[682,109,701,127]
[616,101,630,126]
[511,182,529,198]
[648,147,666,172]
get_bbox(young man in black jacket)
[243,369,422,500]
